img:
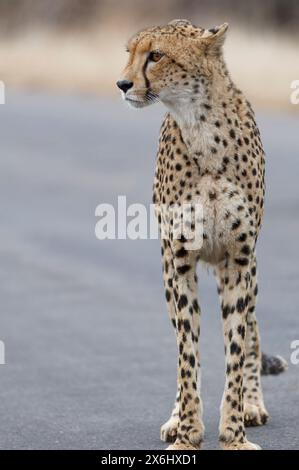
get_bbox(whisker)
[146,90,159,103]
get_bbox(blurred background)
[0,0,299,109]
[0,0,298,451]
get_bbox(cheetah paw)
[165,422,204,450]
[166,442,199,451]
[160,416,179,443]
[221,440,261,451]
[244,403,269,427]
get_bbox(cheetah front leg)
[165,240,204,450]
[243,255,269,427]
[216,255,261,450]
[160,240,180,444]
[160,240,203,446]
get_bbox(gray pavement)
[0,91,298,450]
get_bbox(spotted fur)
[118,19,284,451]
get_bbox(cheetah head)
[117,19,228,109]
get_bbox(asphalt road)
[0,91,298,450]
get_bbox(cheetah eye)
[148,51,164,63]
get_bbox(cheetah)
[117,19,287,451]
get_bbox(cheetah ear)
[168,19,192,27]
[201,23,229,52]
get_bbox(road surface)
[0,92,298,450]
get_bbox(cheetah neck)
[163,65,235,157]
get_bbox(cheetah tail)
[261,352,288,376]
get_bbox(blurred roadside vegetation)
[1,0,299,32]
[0,0,298,110]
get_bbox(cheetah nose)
[116,80,134,93]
